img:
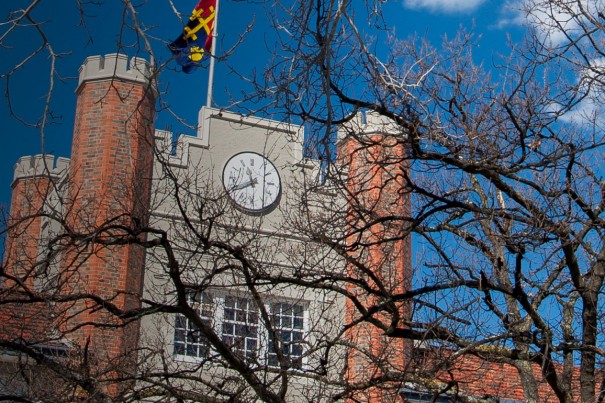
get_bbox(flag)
[169,0,217,74]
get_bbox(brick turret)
[4,155,69,283]
[338,111,412,402]
[2,156,69,355]
[62,53,156,393]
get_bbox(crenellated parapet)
[77,53,156,95]
[12,155,70,187]
[154,129,207,170]
[155,107,310,168]
[337,110,400,144]
[153,107,329,196]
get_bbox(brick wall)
[58,54,155,393]
[2,156,68,348]
[0,54,155,397]
[4,173,51,285]
[411,346,595,402]
[338,114,412,402]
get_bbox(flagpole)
[206,0,219,107]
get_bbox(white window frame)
[173,291,308,370]
[221,294,261,362]
[266,301,306,370]
[173,291,214,361]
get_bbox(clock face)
[222,152,281,213]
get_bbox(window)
[173,292,307,369]
[268,302,305,369]
[222,296,259,361]
[173,291,213,358]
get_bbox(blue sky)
[0,0,532,221]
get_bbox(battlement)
[155,107,308,168]
[77,53,155,93]
[337,110,400,143]
[12,155,70,187]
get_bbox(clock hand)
[231,178,258,191]
[246,167,254,179]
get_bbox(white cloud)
[495,1,530,28]
[556,95,604,125]
[402,0,485,13]
[496,0,604,46]
[524,0,581,46]
[560,58,605,124]
[494,1,605,125]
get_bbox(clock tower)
[152,106,308,228]
[3,52,409,401]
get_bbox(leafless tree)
[4,1,605,402]
[260,0,605,402]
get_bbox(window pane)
[281,303,293,316]
[223,323,234,335]
[174,343,185,355]
[268,303,305,369]
[174,330,185,343]
[173,291,213,358]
